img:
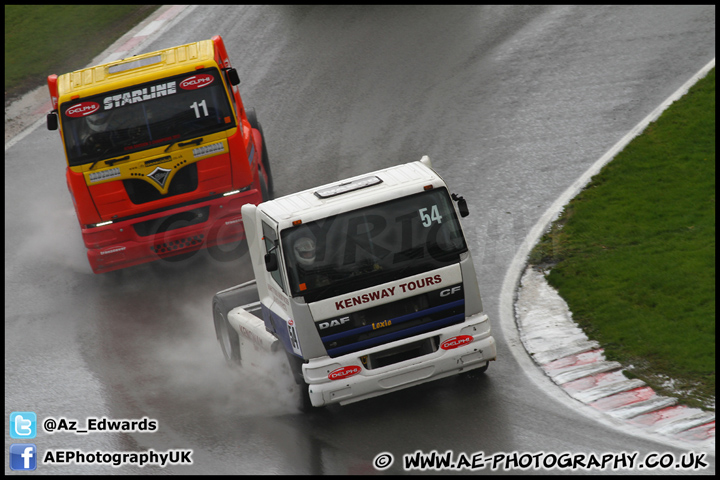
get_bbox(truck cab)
[47,35,272,273]
[213,156,496,407]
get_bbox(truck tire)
[284,351,317,411]
[260,175,270,204]
[464,360,489,376]
[213,298,242,366]
[476,360,490,374]
[246,107,274,198]
[258,128,273,199]
[297,380,314,412]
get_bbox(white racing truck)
[212,156,496,407]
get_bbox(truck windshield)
[281,188,468,301]
[59,67,235,167]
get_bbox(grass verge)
[530,68,715,411]
[5,5,160,102]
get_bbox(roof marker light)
[108,55,162,74]
[314,175,382,198]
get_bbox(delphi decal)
[440,335,473,350]
[328,365,362,381]
[180,74,214,90]
[65,102,101,118]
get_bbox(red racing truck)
[46,35,272,273]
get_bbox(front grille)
[361,336,439,370]
[123,163,198,205]
[317,284,465,358]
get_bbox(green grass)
[530,68,715,410]
[5,5,160,100]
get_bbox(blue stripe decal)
[321,299,465,344]
[325,313,465,357]
[261,303,300,357]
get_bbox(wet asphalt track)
[5,5,715,474]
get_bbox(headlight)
[90,220,113,228]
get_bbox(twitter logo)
[10,412,37,439]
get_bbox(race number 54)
[419,205,442,227]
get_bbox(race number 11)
[190,99,209,118]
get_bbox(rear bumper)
[302,313,497,407]
[83,189,261,273]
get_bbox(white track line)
[498,58,715,451]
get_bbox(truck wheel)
[213,299,241,366]
[283,350,319,411]
[246,107,274,198]
[258,130,273,199]
[297,380,315,412]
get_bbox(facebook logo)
[10,444,37,471]
[10,411,36,439]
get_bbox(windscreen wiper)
[106,155,130,166]
[88,155,130,171]
[165,137,204,153]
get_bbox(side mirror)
[47,111,58,131]
[264,252,278,272]
[226,68,240,86]
[452,193,469,217]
